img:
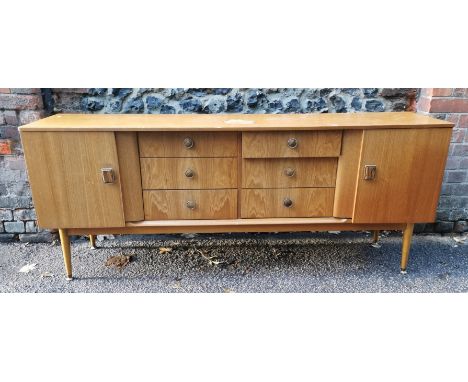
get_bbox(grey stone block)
[25,221,36,233]
[19,231,58,243]
[413,223,426,233]
[0,209,13,221]
[434,221,454,233]
[13,208,36,221]
[454,220,468,233]
[4,221,25,233]
[0,196,33,209]
[0,233,16,242]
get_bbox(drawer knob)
[283,197,293,208]
[101,168,115,184]
[284,167,296,177]
[186,200,196,209]
[183,137,194,149]
[287,137,298,149]
[184,168,195,178]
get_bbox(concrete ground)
[0,231,467,292]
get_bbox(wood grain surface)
[241,188,335,218]
[353,128,452,223]
[333,130,363,218]
[20,131,125,228]
[143,189,237,220]
[115,132,144,221]
[242,158,337,188]
[242,131,342,158]
[141,158,237,189]
[138,132,237,157]
[20,112,454,132]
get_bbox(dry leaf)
[196,249,226,266]
[19,263,37,273]
[105,254,131,269]
[453,236,467,244]
[159,247,172,254]
[181,233,198,239]
[223,288,235,293]
[40,272,54,278]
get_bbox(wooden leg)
[58,229,73,280]
[89,234,97,249]
[372,230,379,243]
[400,223,414,274]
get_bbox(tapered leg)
[400,223,414,274]
[58,229,73,280]
[89,234,97,249]
[372,230,379,243]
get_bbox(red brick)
[19,110,45,125]
[3,110,18,126]
[10,88,41,95]
[0,94,43,110]
[0,88,10,94]
[0,139,12,155]
[432,88,452,97]
[459,115,468,128]
[430,98,468,113]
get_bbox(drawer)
[141,158,237,189]
[241,188,334,218]
[242,158,337,188]
[143,189,237,220]
[139,132,238,157]
[242,131,342,158]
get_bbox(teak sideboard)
[19,112,453,279]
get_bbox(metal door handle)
[101,168,115,184]
[364,165,377,180]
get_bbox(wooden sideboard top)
[19,112,453,132]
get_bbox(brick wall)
[0,88,52,242]
[0,88,466,242]
[417,89,468,233]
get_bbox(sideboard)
[19,112,453,279]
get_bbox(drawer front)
[241,188,334,218]
[139,132,238,157]
[144,190,237,220]
[141,158,237,189]
[242,131,342,158]
[243,158,337,188]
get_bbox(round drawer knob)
[283,197,293,208]
[284,167,296,177]
[184,168,195,178]
[287,137,298,149]
[186,200,196,209]
[183,137,194,149]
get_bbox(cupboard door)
[353,128,452,223]
[21,131,125,228]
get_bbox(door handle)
[101,168,115,184]
[364,165,377,180]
